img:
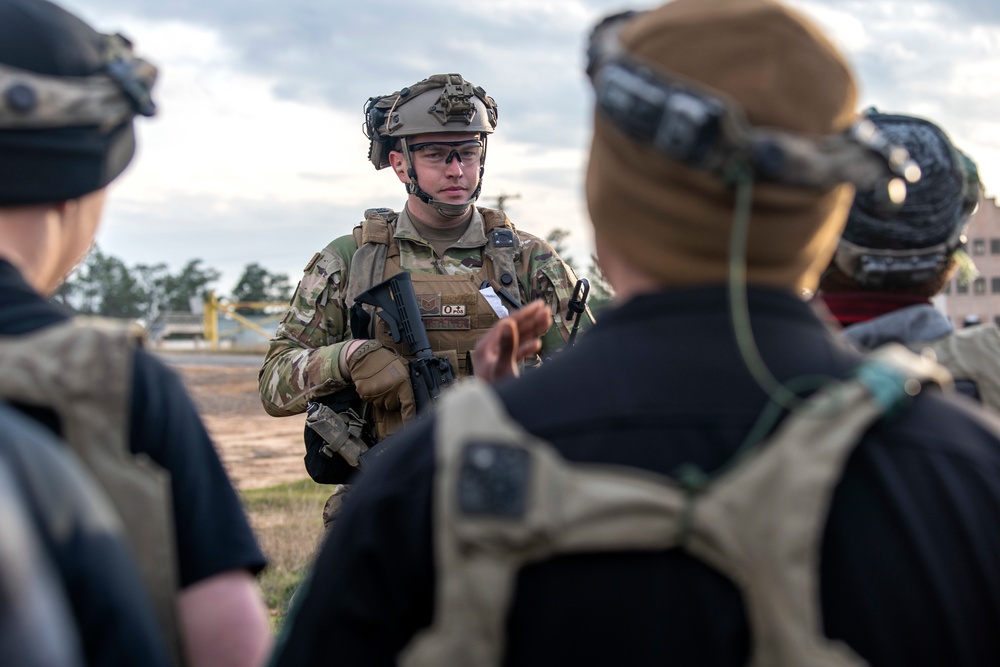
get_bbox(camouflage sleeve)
[516,231,596,356]
[258,236,359,417]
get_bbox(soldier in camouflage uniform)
[258,73,591,522]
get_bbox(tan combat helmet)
[363,73,498,217]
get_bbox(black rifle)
[351,272,457,413]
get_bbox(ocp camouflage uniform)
[259,205,591,421]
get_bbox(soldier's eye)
[421,149,447,161]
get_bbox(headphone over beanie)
[586,0,859,294]
[0,0,138,205]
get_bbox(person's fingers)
[523,300,552,337]
[505,300,548,361]
[517,338,543,358]
[517,299,546,318]
[497,318,519,378]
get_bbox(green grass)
[241,478,330,630]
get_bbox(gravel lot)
[172,360,309,490]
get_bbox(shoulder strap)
[345,208,398,321]
[685,343,949,666]
[403,379,687,667]
[0,319,184,665]
[479,208,523,307]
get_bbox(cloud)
[60,0,1000,283]
[64,0,627,148]
[95,192,365,293]
[61,0,618,281]
[798,0,1000,24]
[791,1,1000,193]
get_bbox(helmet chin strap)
[400,138,486,218]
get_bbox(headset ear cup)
[364,101,385,139]
[364,100,393,169]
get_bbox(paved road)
[154,351,266,368]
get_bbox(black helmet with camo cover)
[0,0,157,205]
[363,73,498,217]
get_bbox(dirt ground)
[176,364,309,490]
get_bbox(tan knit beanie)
[586,0,859,294]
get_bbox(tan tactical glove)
[345,340,416,439]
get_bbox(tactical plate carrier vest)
[348,207,524,375]
[401,345,952,667]
[0,319,183,665]
[349,207,524,436]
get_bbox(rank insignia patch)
[418,294,441,316]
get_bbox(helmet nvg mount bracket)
[363,73,498,217]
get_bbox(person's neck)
[405,205,473,258]
[0,206,63,294]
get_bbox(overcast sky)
[58,0,1000,294]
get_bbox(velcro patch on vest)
[491,228,516,248]
[423,316,472,330]
[419,294,441,315]
[458,442,531,518]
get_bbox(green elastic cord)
[675,464,707,547]
[726,166,803,413]
[672,164,845,514]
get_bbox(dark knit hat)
[844,110,980,251]
[0,0,156,205]
[585,0,858,294]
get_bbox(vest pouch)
[436,349,461,379]
[303,389,373,484]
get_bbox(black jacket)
[275,286,1000,667]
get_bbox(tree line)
[52,229,613,323]
[52,245,292,322]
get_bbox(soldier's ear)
[387,151,411,184]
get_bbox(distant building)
[938,194,1000,327]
